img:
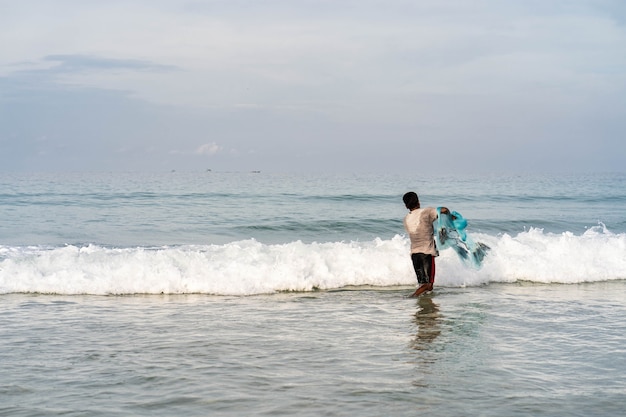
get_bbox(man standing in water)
[402,192,451,298]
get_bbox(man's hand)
[440,207,456,220]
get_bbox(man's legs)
[410,254,435,297]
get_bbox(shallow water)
[2,282,625,417]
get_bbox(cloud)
[6,54,178,82]
[42,54,179,72]
[195,142,223,156]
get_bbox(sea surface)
[1,171,625,416]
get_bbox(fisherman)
[402,191,451,297]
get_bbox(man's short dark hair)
[403,192,419,210]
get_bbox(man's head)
[403,192,420,210]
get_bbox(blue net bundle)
[435,207,490,268]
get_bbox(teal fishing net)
[435,207,490,268]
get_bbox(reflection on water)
[411,296,441,351]
[409,295,442,389]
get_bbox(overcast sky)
[1,0,625,173]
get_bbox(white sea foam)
[1,226,624,295]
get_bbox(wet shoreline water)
[2,281,625,417]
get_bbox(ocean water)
[1,171,625,416]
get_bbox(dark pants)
[411,253,436,285]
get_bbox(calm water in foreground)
[2,282,625,417]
